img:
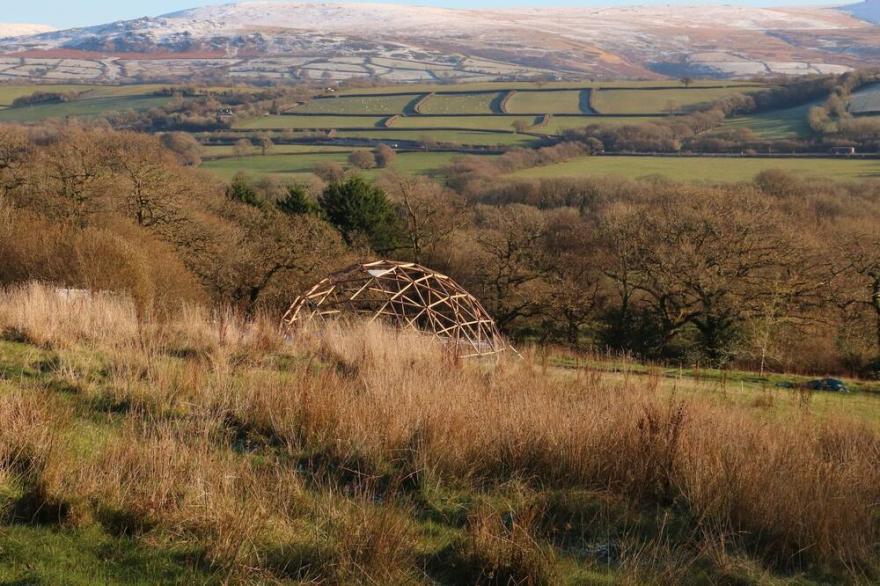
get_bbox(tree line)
[0,123,878,377]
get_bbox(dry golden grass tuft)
[0,282,878,582]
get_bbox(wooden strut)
[280,259,509,357]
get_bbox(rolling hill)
[0,2,877,83]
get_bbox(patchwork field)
[510,155,880,182]
[338,79,763,96]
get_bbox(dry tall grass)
[0,283,878,583]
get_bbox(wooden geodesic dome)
[281,260,507,357]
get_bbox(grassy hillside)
[0,84,173,122]
[722,101,819,139]
[850,83,880,115]
[200,150,484,181]
[0,284,877,584]
[291,94,421,115]
[591,86,761,115]
[333,128,539,146]
[511,155,880,182]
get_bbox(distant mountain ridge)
[0,23,54,39]
[0,2,877,83]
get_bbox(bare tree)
[348,149,376,170]
[379,172,464,265]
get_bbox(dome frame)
[281,260,507,357]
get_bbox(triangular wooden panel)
[280,260,508,357]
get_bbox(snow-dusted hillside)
[0,23,54,39]
[0,2,876,82]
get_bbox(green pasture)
[333,129,539,146]
[237,115,389,129]
[591,87,762,115]
[417,92,502,114]
[201,144,353,158]
[850,83,880,115]
[290,94,420,115]
[238,113,654,135]
[391,115,539,131]
[505,90,590,114]
[543,115,659,133]
[722,101,818,139]
[510,155,880,183]
[199,151,488,181]
[0,84,100,108]
[0,94,174,122]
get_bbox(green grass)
[333,129,539,146]
[237,113,678,136]
[544,116,660,133]
[236,115,389,129]
[722,101,818,139]
[0,524,212,585]
[591,87,761,115]
[202,144,353,158]
[391,115,539,131]
[417,92,502,115]
[550,354,880,430]
[510,155,880,183]
[0,84,100,108]
[505,90,590,114]
[0,310,874,585]
[199,151,490,181]
[291,94,420,115]
[849,83,880,115]
[0,94,173,122]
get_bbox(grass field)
[591,87,761,115]
[722,100,818,139]
[199,150,485,181]
[237,113,658,136]
[0,94,174,123]
[0,84,170,119]
[290,94,420,115]
[850,83,880,115]
[332,129,539,146]
[390,114,539,131]
[511,155,880,182]
[543,115,659,133]
[237,115,390,130]
[417,92,502,115]
[505,90,590,114]
[201,144,354,158]
[0,284,876,584]
[0,84,100,109]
